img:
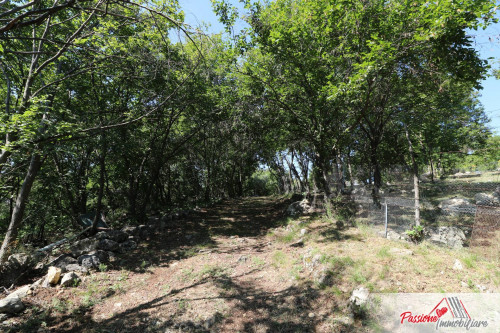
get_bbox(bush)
[405,225,425,243]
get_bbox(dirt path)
[6,196,499,332]
[10,197,342,332]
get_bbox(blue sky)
[178,0,500,134]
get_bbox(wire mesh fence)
[350,172,500,260]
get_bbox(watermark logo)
[400,296,489,330]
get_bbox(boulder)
[69,238,98,257]
[6,285,31,300]
[118,239,137,253]
[427,226,466,249]
[286,199,311,216]
[46,266,62,285]
[95,231,109,240]
[0,295,24,314]
[474,193,499,206]
[138,225,152,239]
[65,264,88,274]
[378,230,406,241]
[52,254,78,273]
[314,267,333,287]
[97,239,119,252]
[7,253,32,270]
[349,287,370,318]
[438,198,474,215]
[105,230,129,243]
[88,250,109,263]
[78,254,101,269]
[60,272,81,287]
[122,226,139,236]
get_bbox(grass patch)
[252,256,266,267]
[272,250,289,268]
[461,253,478,269]
[198,264,227,279]
[376,246,391,259]
[276,230,298,243]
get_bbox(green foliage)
[405,225,425,244]
[1,0,498,258]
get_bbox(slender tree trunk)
[370,141,381,195]
[404,126,420,227]
[347,151,354,189]
[429,155,435,183]
[92,148,106,232]
[0,154,43,262]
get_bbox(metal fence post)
[384,199,388,238]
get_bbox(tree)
[0,0,185,261]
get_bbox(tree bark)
[0,153,43,262]
[404,125,420,227]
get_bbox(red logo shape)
[436,307,448,318]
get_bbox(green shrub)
[405,225,425,243]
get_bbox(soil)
[1,196,498,332]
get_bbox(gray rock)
[438,198,474,215]
[138,225,151,239]
[122,226,139,236]
[88,250,109,263]
[286,199,311,216]
[387,230,404,240]
[289,238,304,247]
[453,259,463,271]
[0,313,8,321]
[78,254,100,269]
[105,230,129,243]
[60,272,81,287]
[237,255,248,263]
[300,228,307,236]
[70,238,98,257]
[427,226,466,249]
[118,240,137,253]
[52,254,78,273]
[314,267,333,286]
[97,238,119,252]
[95,231,108,240]
[0,296,25,314]
[6,285,31,300]
[65,264,88,274]
[7,253,32,270]
[303,252,322,272]
[474,193,499,206]
[349,287,370,317]
[334,316,354,326]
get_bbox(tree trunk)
[314,152,331,196]
[405,126,420,227]
[0,154,43,262]
[370,141,381,195]
[347,151,354,189]
[92,148,106,233]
